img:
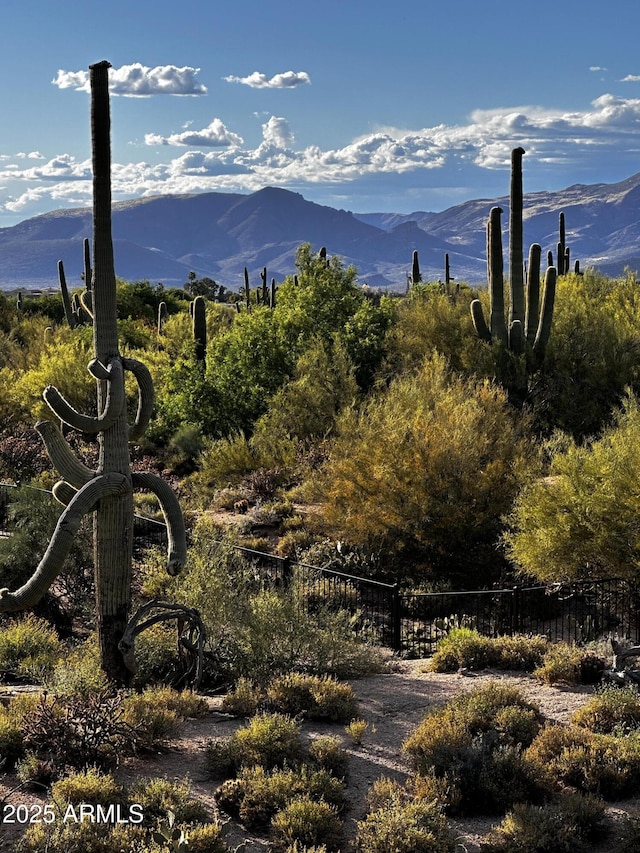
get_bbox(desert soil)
[1,661,638,851]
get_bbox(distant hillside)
[2,174,640,291]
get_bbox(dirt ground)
[1,662,638,851]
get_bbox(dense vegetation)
[3,254,640,598]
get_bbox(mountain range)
[2,173,640,292]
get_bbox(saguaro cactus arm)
[43,358,125,433]
[122,357,155,441]
[131,472,187,575]
[0,474,129,612]
[35,421,95,487]
[533,267,557,357]
[58,260,77,329]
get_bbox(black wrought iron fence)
[3,481,640,656]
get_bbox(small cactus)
[411,250,421,286]
[157,301,168,335]
[192,295,207,364]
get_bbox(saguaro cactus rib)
[122,357,154,441]
[131,472,187,575]
[43,358,125,433]
[0,474,129,611]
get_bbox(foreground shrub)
[51,768,124,807]
[402,681,547,814]
[354,796,456,853]
[271,797,342,852]
[267,673,357,722]
[481,793,607,852]
[571,684,640,734]
[525,724,640,799]
[215,765,345,829]
[13,822,149,853]
[128,776,209,825]
[307,736,349,779]
[206,713,303,776]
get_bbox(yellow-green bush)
[354,795,456,853]
[481,793,607,853]
[206,713,303,777]
[0,614,63,681]
[571,684,640,734]
[270,797,342,852]
[51,768,124,807]
[428,629,548,673]
[306,352,536,585]
[267,673,357,722]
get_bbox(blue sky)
[0,0,639,226]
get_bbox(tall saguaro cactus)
[470,148,556,363]
[0,62,187,685]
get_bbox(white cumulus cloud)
[7,91,640,219]
[52,63,207,96]
[223,70,310,88]
[145,119,243,147]
[261,116,294,147]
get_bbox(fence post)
[511,586,520,635]
[391,584,402,651]
[282,556,292,587]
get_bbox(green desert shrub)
[121,686,207,751]
[0,705,26,767]
[51,767,124,807]
[427,628,494,672]
[13,821,150,853]
[0,613,63,681]
[306,352,537,586]
[533,644,587,685]
[173,521,384,686]
[307,736,349,779]
[428,629,548,673]
[128,776,209,825]
[205,713,303,776]
[46,637,108,698]
[505,393,640,582]
[214,764,345,829]
[525,724,640,799]
[571,684,640,734]
[181,822,229,853]
[222,677,262,717]
[270,797,343,852]
[130,623,180,688]
[267,673,357,722]
[481,793,607,853]
[354,795,456,853]
[16,749,55,790]
[403,682,547,815]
